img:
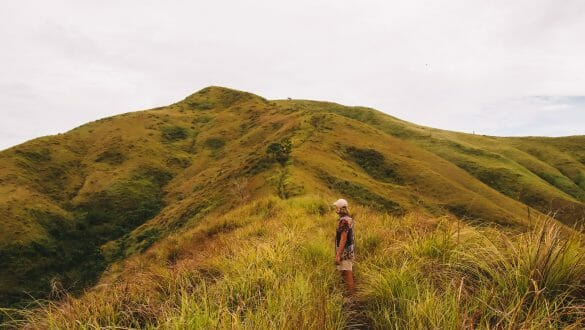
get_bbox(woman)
[333,198,355,295]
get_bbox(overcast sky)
[1,0,584,150]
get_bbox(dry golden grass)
[2,195,583,329]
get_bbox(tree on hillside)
[266,137,292,166]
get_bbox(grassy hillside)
[0,86,584,327]
[4,197,585,329]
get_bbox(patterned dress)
[335,215,355,261]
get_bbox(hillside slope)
[1,86,584,310]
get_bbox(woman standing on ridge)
[333,198,355,296]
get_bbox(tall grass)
[359,217,585,329]
[2,196,584,329]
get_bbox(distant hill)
[1,86,584,310]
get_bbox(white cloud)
[473,96,585,136]
[1,0,584,150]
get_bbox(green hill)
[1,86,584,328]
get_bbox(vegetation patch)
[161,125,189,142]
[95,149,125,165]
[309,114,333,131]
[78,167,172,264]
[289,196,329,216]
[362,234,382,254]
[173,201,211,229]
[533,171,584,200]
[443,140,499,158]
[14,148,52,162]
[266,137,292,166]
[83,178,164,237]
[194,115,213,123]
[577,174,585,190]
[165,155,192,169]
[326,105,380,125]
[271,168,304,199]
[204,137,226,150]
[0,209,106,310]
[345,146,402,184]
[321,105,429,139]
[443,202,512,226]
[456,161,522,198]
[205,219,243,237]
[318,172,403,214]
[244,156,273,175]
[187,101,214,110]
[135,228,163,252]
[132,166,174,187]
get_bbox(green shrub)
[14,148,52,162]
[204,137,226,150]
[266,137,292,166]
[161,126,189,142]
[166,156,192,169]
[95,149,125,165]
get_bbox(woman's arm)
[336,231,347,264]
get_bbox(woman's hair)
[338,206,350,217]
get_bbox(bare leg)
[340,270,355,296]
